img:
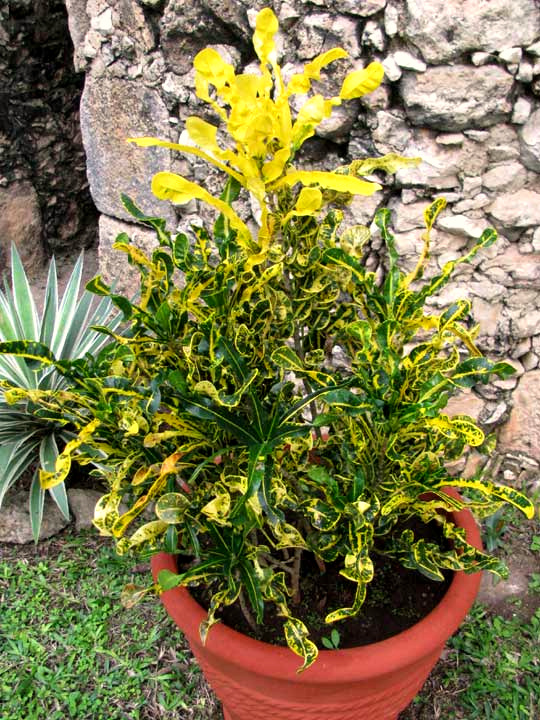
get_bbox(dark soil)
[191,522,452,650]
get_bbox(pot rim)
[151,493,483,683]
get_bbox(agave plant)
[0,244,121,541]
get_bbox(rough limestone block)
[0,491,69,544]
[519,109,540,172]
[403,0,540,64]
[67,489,103,531]
[401,65,514,131]
[488,189,540,228]
[0,182,44,278]
[80,75,175,225]
[499,371,540,460]
[98,214,162,297]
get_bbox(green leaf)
[29,471,45,544]
[9,244,40,340]
[157,569,182,591]
[181,397,260,445]
[239,560,264,623]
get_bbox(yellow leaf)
[291,95,335,146]
[295,187,323,215]
[305,48,349,80]
[186,116,221,154]
[286,48,348,97]
[151,172,252,243]
[340,62,384,100]
[193,47,235,93]
[201,493,231,524]
[40,419,100,490]
[127,137,245,186]
[131,466,155,486]
[274,170,381,196]
[253,7,279,66]
[262,147,291,183]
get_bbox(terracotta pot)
[151,495,482,720]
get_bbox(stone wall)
[0,0,98,272]
[65,0,540,481]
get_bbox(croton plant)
[0,8,533,669]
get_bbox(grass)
[1,524,539,720]
[0,532,221,720]
[400,605,540,720]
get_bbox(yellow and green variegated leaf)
[93,492,122,536]
[200,581,242,643]
[111,494,152,538]
[223,474,248,494]
[339,225,370,257]
[131,465,157,486]
[424,415,484,446]
[155,492,190,523]
[339,61,384,99]
[40,419,100,490]
[112,241,152,268]
[271,346,305,373]
[340,552,374,583]
[304,499,341,531]
[284,617,318,672]
[273,521,309,549]
[201,492,231,524]
[0,340,55,366]
[424,197,447,230]
[379,490,409,519]
[274,170,381,196]
[438,300,472,332]
[411,540,446,581]
[116,520,168,555]
[262,570,290,606]
[325,580,367,623]
[346,154,421,177]
[440,479,535,519]
[193,369,258,407]
[347,498,371,517]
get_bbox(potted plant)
[0,7,534,719]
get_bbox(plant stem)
[238,588,257,632]
[291,547,302,605]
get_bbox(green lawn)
[1,528,539,720]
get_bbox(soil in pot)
[190,519,452,650]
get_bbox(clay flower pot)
[151,499,482,720]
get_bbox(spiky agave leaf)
[0,244,122,541]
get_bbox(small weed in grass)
[0,531,221,720]
[528,573,540,594]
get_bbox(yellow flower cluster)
[129,7,385,245]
